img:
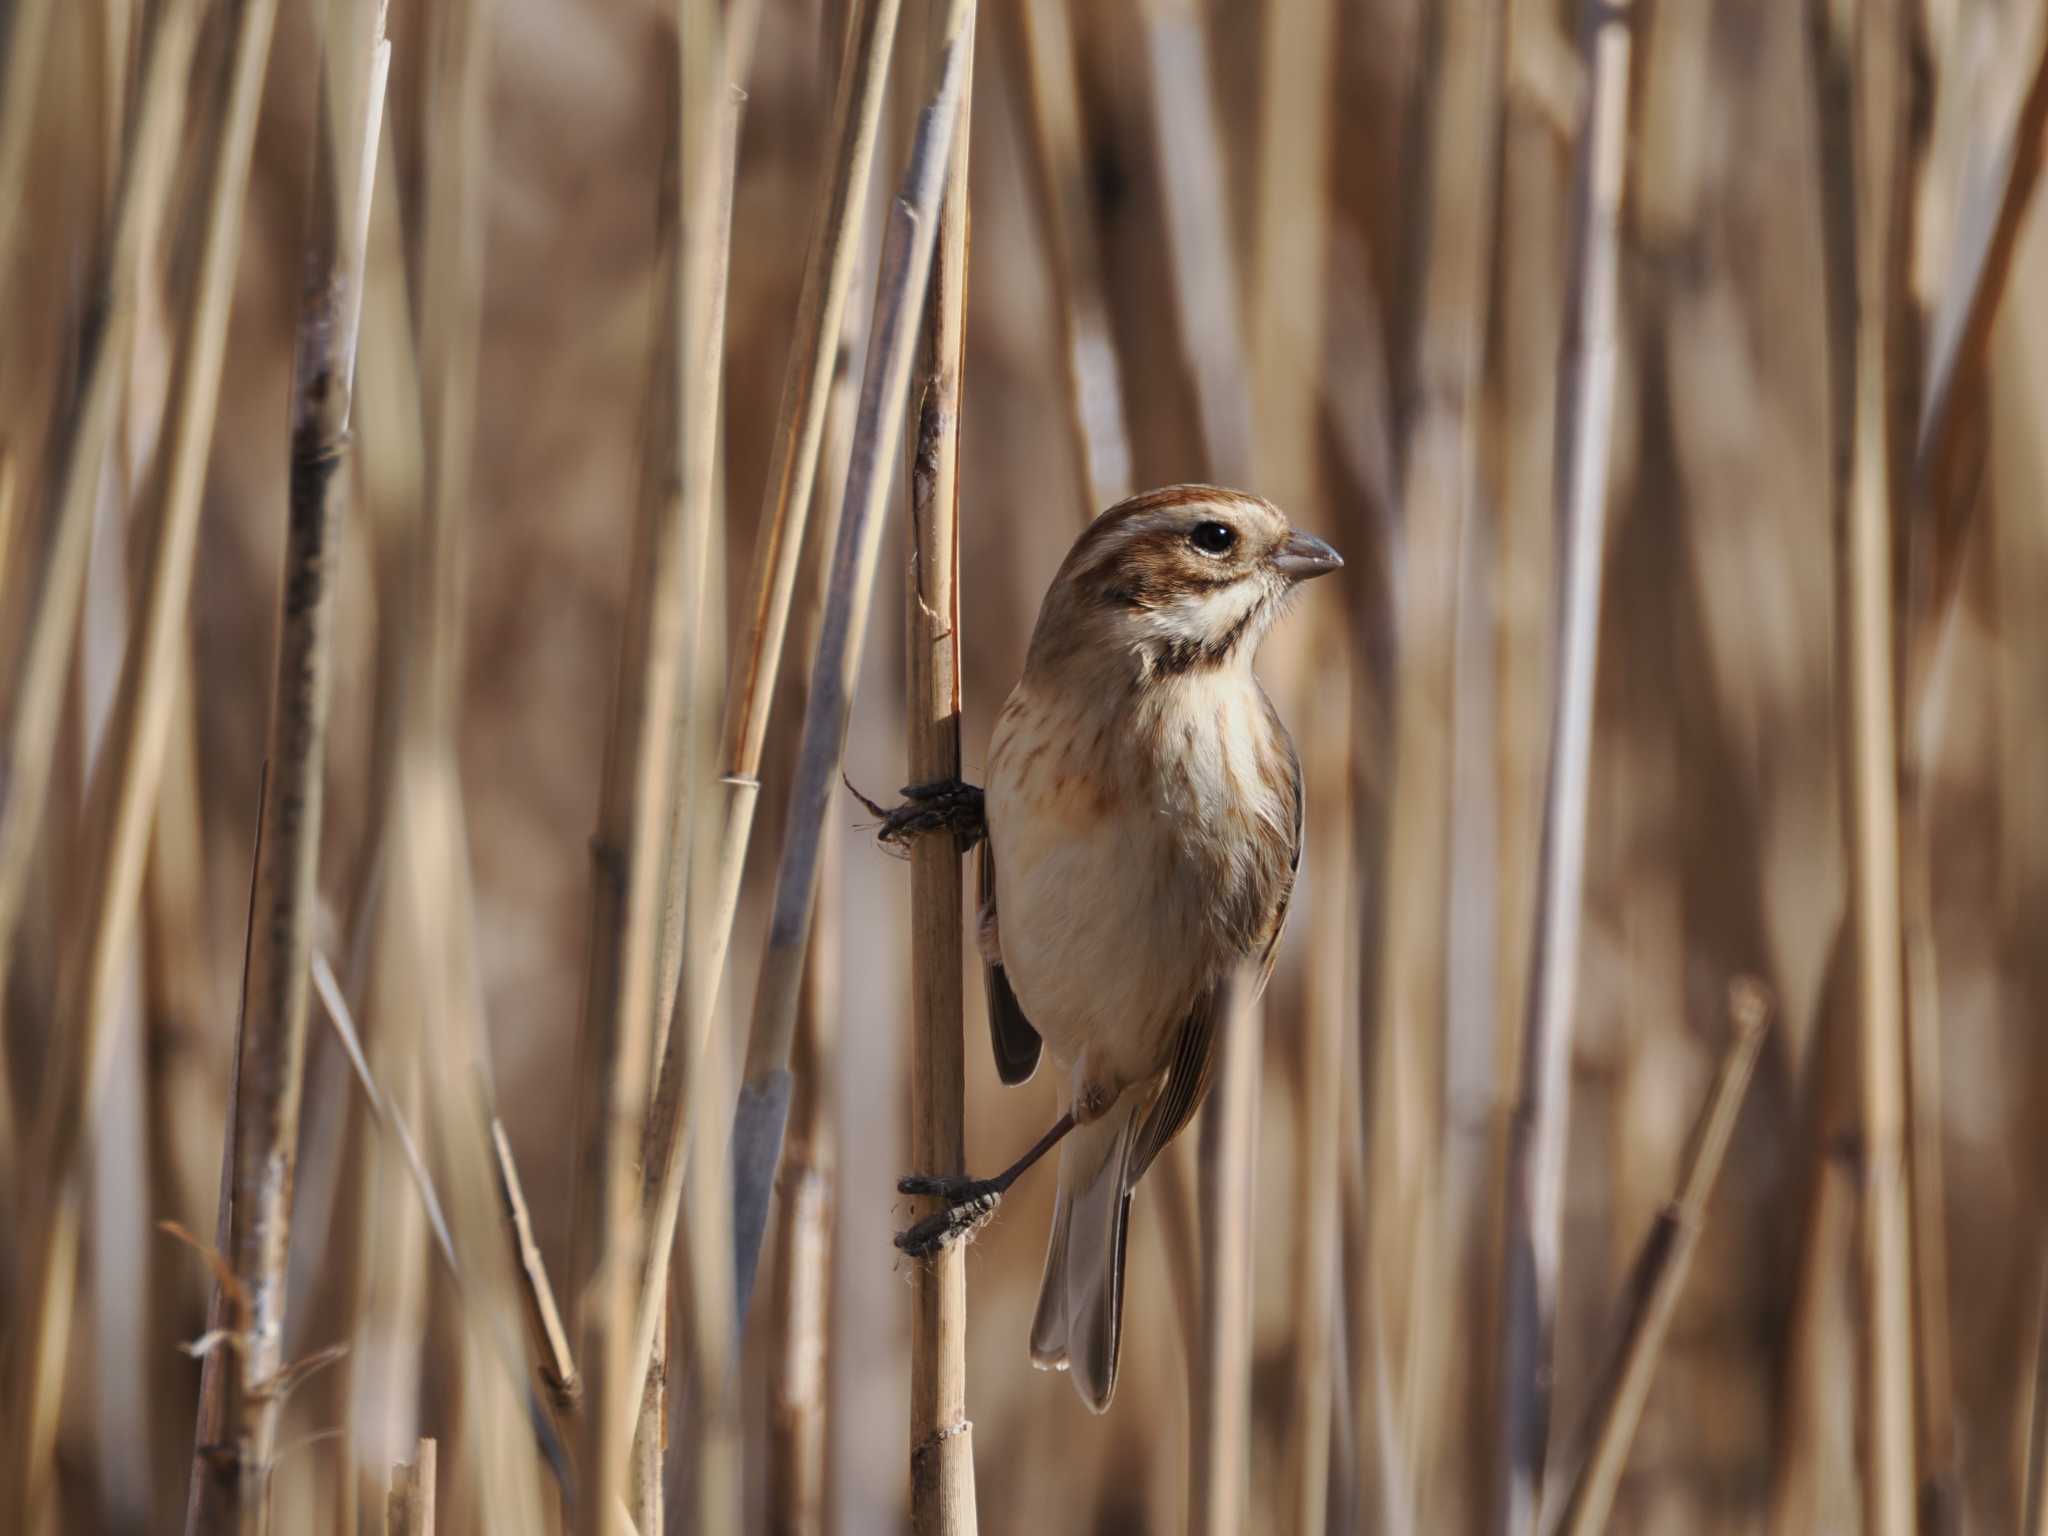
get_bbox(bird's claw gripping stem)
[895,1173,1004,1256]
[845,775,987,850]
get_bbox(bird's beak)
[1271,529,1344,582]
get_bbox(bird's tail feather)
[1029,1103,1139,1412]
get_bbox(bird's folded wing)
[1127,721,1303,1187]
[979,841,1043,1085]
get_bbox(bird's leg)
[844,773,987,850]
[895,1111,1077,1256]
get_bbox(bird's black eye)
[1189,521,1236,556]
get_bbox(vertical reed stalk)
[905,8,975,1528]
[0,0,199,1138]
[703,0,975,1353]
[566,22,713,1526]
[635,0,907,1388]
[1806,1,1918,1529]
[766,275,865,1536]
[1288,669,1354,1536]
[0,0,55,309]
[1495,1,1630,1528]
[4,0,260,1520]
[1000,0,1131,512]
[198,9,387,1528]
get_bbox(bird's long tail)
[1029,1099,1140,1412]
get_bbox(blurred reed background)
[3,0,2048,1531]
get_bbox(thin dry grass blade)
[1549,983,1770,1536]
[1495,1,1631,1527]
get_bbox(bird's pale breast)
[984,672,1292,1106]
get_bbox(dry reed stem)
[1287,665,1353,1536]
[386,1439,436,1536]
[4,0,260,1519]
[717,0,976,1347]
[566,34,714,1533]
[1191,970,1255,1536]
[765,272,864,1536]
[634,0,908,1396]
[490,1117,579,1409]
[200,10,388,1528]
[2025,1252,2048,1536]
[1549,983,1770,1536]
[1367,0,1501,1520]
[1894,22,2048,1524]
[1139,8,1263,1524]
[0,0,199,1146]
[1912,13,2048,628]
[0,0,55,310]
[1804,1,1919,1529]
[181,766,264,1536]
[904,8,975,1529]
[1495,0,1630,1527]
[1001,0,1131,512]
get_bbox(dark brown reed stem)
[197,9,387,1529]
[1806,1,1918,1529]
[1000,0,1131,513]
[1550,984,1770,1536]
[1495,1,1631,1528]
[387,1439,437,1536]
[722,0,976,1339]
[3,0,253,1520]
[904,7,975,1529]
[634,0,908,1401]
[0,0,200,1158]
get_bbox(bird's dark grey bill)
[1272,530,1344,581]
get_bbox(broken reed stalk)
[387,1439,437,1536]
[633,0,908,1398]
[491,1118,579,1410]
[200,10,389,1529]
[1191,971,1256,1536]
[1000,0,1131,512]
[718,0,977,1343]
[1550,984,1770,1536]
[904,7,976,1529]
[1805,1,1918,1528]
[0,0,199,1150]
[3,0,266,1519]
[1495,1,1631,1529]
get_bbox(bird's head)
[1027,485,1343,683]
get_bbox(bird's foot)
[894,1172,1004,1256]
[846,776,987,850]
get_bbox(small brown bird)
[879,484,1341,1411]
